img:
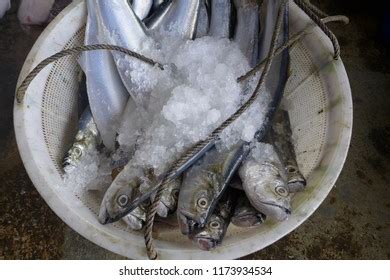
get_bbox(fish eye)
[117,194,129,207]
[209,221,220,229]
[275,186,289,197]
[73,146,82,157]
[197,197,209,209]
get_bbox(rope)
[144,0,289,260]
[294,0,341,59]
[237,15,349,83]
[16,44,164,104]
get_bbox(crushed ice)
[66,33,272,184]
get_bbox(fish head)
[177,171,218,235]
[63,142,84,168]
[63,124,98,171]
[242,161,291,221]
[98,174,141,224]
[191,215,226,251]
[256,174,291,221]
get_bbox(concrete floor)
[0,1,389,259]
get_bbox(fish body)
[145,0,201,39]
[271,110,306,192]
[231,194,266,227]
[195,0,210,38]
[257,0,289,98]
[208,0,234,39]
[94,0,152,105]
[152,0,166,11]
[63,107,100,172]
[177,144,248,235]
[132,0,153,20]
[83,0,130,150]
[233,0,260,67]
[239,142,291,221]
[190,190,235,250]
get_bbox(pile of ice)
[115,34,270,176]
[64,33,272,191]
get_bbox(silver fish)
[145,0,201,39]
[239,142,291,221]
[152,0,165,12]
[177,144,248,235]
[271,110,306,192]
[190,190,234,251]
[257,0,289,85]
[83,0,129,151]
[233,0,260,67]
[132,0,153,20]
[95,0,152,106]
[231,194,266,227]
[63,107,100,172]
[195,0,210,38]
[153,177,181,218]
[208,0,234,39]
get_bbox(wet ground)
[0,1,389,259]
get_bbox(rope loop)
[16,44,164,104]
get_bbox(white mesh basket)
[14,0,352,259]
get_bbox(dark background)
[0,0,389,259]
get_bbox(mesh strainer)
[14,0,352,259]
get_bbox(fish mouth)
[193,237,218,251]
[260,201,292,215]
[98,204,134,225]
[98,209,115,225]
